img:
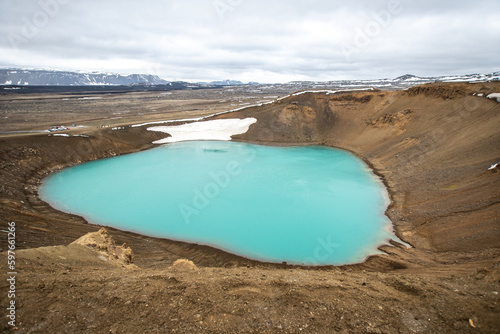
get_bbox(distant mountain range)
[0,69,261,88]
[198,79,260,86]
[0,68,498,88]
[285,72,500,89]
[0,69,171,86]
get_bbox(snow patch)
[49,133,89,138]
[148,118,257,144]
[78,97,103,100]
[486,93,500,103]
[279,88,374,100]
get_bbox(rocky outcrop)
[168,259,198,271]
[71,228,135,267]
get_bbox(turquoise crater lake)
[40,141,400,265]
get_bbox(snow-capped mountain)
[198,79,260,86]
[0,69,170,86]
[283,72,500,91]
[434,72,500,83]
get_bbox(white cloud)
[0,0,499,82]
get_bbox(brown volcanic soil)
[0,82,499,333]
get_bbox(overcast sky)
[0,0,499,83]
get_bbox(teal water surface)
[40,141,398,265]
